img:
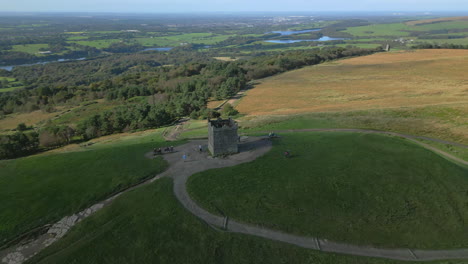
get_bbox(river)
[264,36,347,44]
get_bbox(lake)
[143,47,173,51]
[1,46,176,71]
[0,57,86,71]
[264,36,347,44]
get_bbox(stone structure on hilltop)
[208,118,238,156]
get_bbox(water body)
[143,47,173,52]
[270,29,322,36]
[1,47,175,71]
[264,36,347,44]
[0,57,86,71]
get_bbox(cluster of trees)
[0,46,381,159]
[76,103,173,140]
[0,131,39,159]
[1,46,380,118]
[411,43,468,49]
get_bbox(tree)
[221,103,239,117]
[16,123,28,131]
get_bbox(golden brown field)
[405,16,468,26]
[236,49,468,142]
[237,49,468,116]
[0,109,64,131]
[213,57,240,61]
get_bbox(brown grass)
[237,49,468,116]
[0,108,65,131]
[405,16,468,26]
[213,57,239,61]
[206,99,226,109]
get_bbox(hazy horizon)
[2,0,468,13]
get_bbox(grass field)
[344,21,468,37]
[28,178,467,264]
[66,36,89,40]
[344,23,411,36]
[188,132,468,249]
[335,43,382,49]
[414,38,468,45]
[0,130,178,246]
[67,39,122,49]
[134,33,233,47]
[235,49,468,142]
[11,44,49,55]
[0,109,67,132]
[406,16,468,26]
[52,100,121,126]
[0,77,24,93]
[240,104,468,143]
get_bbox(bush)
[16,123,28,131]
[221,103,239,117]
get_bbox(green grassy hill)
[188,132,468,249]
[0,131,178,246]
[28,178,466,264]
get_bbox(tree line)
[0,46,381,159]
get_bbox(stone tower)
[208,118,238,156]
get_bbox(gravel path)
[1,130,467,263]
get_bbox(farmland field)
[405,16,468,26]
[67,39,122,49]
[134,33,233,47]
[343,21,468,37]
[11,44,49,55]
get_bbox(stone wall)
[208,118,238,156]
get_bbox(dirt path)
[214,90,246,111]
[163,118,189,141]
[1,130,467,263]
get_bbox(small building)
[208,118,238,156]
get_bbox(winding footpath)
[1,129,467,263]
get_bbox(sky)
[2,0,468,13]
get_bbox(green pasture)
[11,44,49,55]
[66,36,89,40]
[239,105,468,145]
[344,21,468,38]
[28,178,465,264]
[415,38,468,45]
[335,43,382,49]
[67,39,122,49]
[0,77,24,93]
[135,33,233,47]
[411,21,468,31]
[0,131,179,246]
[343,23,412,37]
[188,132,468,249]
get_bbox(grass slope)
[236,50,468,142]
[0,132,177,246]
[28,178,462,264]
[188,132,468,249]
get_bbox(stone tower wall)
[208,118,238,156]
